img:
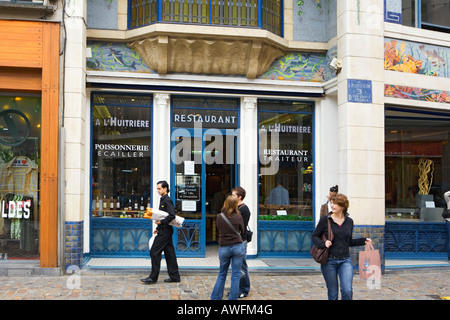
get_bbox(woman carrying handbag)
[312,193,371,300]
[211,195,245,300]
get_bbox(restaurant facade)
[1,0,449,273]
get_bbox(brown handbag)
[310,218,334,264]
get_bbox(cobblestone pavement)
[0,269,449,301]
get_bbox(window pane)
[385,107,450,221]
[91,93,152,218]
[258,100,314,221]
[421,0,450,29]
[0,94,41,260]
[402,0,416,27]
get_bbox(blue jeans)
[320,257,354,300]
[446,221,450,260]
[239,240,250,295]
[211,243,245,300]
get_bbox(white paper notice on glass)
[184,161,195,175]
[182,200,197,212]
[277,210,287,216]
[425,201,435,208]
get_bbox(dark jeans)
[211,243,245,300]
[239,240,250,295]
[149,226,180,281]
[320,257,354,300]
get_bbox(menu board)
[176,175,201,201]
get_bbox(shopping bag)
[148,234,156,250]
[359,243,381,280]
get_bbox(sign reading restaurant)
[172,109,239,129]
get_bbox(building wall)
[62,0,450,268]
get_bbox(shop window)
[258,100,314,221]
[402,0,450,32]
[385,106,450,221]
[91,93,152,219]
[0,94,41,260]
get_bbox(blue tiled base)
[65,221,84,270]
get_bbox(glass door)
[171,129,238,257]
[172,132,205,257]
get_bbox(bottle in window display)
[134,198,139,210]
[116,196,121,210]
[95,196,100,211]
[110,196,114,210]
[103,195,107,210]
[140,197,145,211]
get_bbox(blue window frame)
[128,0,283,37]
[170,96,240,257]
[257,100,315,257]
[402,0,450,33]
[89,92,154,256]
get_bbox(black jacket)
[157,194,175,231]
[312,214,366,259]
[238,203,251,241]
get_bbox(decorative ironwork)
[385,222,447,258]
[90,218,152,256]
[129,0,282,36]
[175,220,202,256]
[258,221,314,256]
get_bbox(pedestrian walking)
[312,193,371,300]
[319,185,338,217]
[141,181,180,284]
[211,195,245,300]
[232,186,251,298]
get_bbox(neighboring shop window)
[258,100,314,221]
[91,93,152,218]
[385,107,450,221]
[0,94,41,260]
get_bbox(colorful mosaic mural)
[385,84,450,104]
[86,41,337,82]
[385,38,450,78]
[87,41,156,73]
[259,48,337,82]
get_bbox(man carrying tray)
[141,181,181,284]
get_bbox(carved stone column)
[152,93,171,209]
[240,96,258,255]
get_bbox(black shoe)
[164,278,180,283]
[141,277,157,284]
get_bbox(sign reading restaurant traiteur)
[259,122,312,164]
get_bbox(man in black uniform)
[232,186,251,298]
[141,181,180,284]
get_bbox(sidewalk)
[81,255,450,274]
[0,250,449,301]
[0,262,448,301]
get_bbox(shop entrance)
[171,130,238,257]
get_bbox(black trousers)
[149,226,180,281]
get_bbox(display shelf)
[91,210,146,218]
